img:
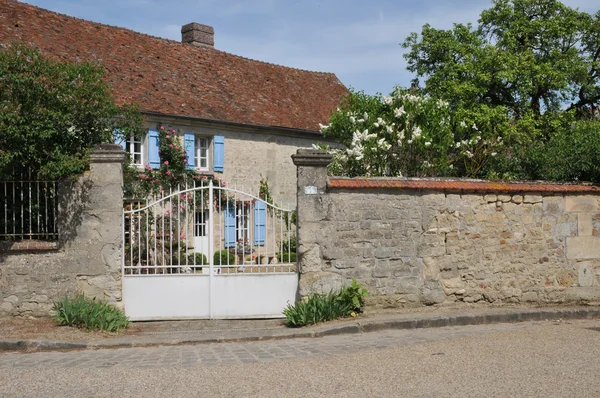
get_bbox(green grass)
[52,294,130,332]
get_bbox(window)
[126,135,143,166]
[195,137,209,170]
[194,211,208,237]
[236,205,250,242]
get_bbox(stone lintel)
[89,144,127,164]
[291,149,332,167]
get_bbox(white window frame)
[195,136,209,171]
[126,134,144,166]
[194,210,208,237]
[236,205,250,243]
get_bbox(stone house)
[0,0,348,207]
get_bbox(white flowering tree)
[319,88,505,178]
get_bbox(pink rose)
[164,161,169,165]
[166,171,171,176]
[160,126,165,130]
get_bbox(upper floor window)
[126,135,143,166]
[195,137,209,171]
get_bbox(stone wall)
[0,145,126,317]
[293,149,600,308]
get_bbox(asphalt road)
[1,319,599,397]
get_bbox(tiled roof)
[0,0,349,132]
[328,178,600,193]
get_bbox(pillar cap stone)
[89,144,127,164]
[291,149,332,167]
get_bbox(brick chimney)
[181,23,214,48]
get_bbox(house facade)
[0,0,348,206]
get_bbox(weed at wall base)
[283,279,368,327]
[52,294,130,332]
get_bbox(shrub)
[214,250,236,265]
[187,252,208,269]
[520,120,600,183]
[283,279,368,327]
[277,252,297,263]
[52,294,130,332]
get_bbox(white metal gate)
[122,180,298,320]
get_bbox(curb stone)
[1,307,599,353]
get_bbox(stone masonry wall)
[293,149,600,308]
[0,145,126,317]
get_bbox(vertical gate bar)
[249,190,254,271]
[208,179,214,318]
[154,202,158,274]
[169,186,173,273]
[177,184,181,272]
[138,203,141,272]
[12,181,15,237]
[4,181,7,237]
[44,182,48,239]
[28,174,32,239]
[146,201,149,270]
[20,178,23,240]
[161,192,165,274]
[219,182,222,266]
[185,180,189,270]
[280,207,283,272]
[288,205,292,268]
[36,181,40,239]
[121,207,126,276]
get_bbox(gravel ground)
[1,319,599,397]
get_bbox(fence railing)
[123,180,296,276]
[0,178,59,241]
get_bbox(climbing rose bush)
[319,88,506,178]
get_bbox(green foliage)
[337,278,369,312]
[214,250,236,265]
[521,120,600,182]
[321,1,600,183]
[52,294,130,332]
[277,252,296,263]
[283,279,369,327]
[258,175,273,204]
[403,0,600,122]
[0,43,143,179]
[187,253,208,269]
[321,88,506,178]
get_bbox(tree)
[403,0,600,140]
[0,43,142,179]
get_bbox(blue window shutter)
[224,205,236,248]
[184,133,195,170]
[213,136,224,173]
[254,200,266,245]
[113,129,127,150]
[148,129,160,169]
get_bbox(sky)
[22,0,599,96]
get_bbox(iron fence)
[0,176,58,241]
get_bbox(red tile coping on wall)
[328,178,600,194]
[0,240,59,252]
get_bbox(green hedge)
[214,250,236,265]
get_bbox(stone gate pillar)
[67,144,127,306]
[291,149,343,297]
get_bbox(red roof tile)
[0,0,349,132]
[328,178,600,194]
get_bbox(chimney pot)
[181,23,214,48]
